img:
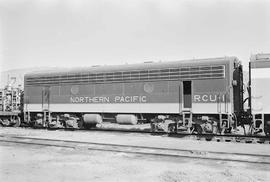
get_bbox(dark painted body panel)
[25,78,228,104]
[24,57,240,114]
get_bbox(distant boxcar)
[24,57,243,131]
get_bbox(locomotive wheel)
[194,124,203,134]
[264,126,270,137]
[2,118,10,126]
[13,116,21,127]
[77,119,84,129]
[168,123,176,133]
[264,121,270,137]
[84,123,97,129]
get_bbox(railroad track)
[5,125,270,145]
[0,135,270,165]
[45,127,270,144]
[16,125,270,144]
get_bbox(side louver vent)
[26,65,225,86]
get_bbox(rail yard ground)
[0,128,270,182]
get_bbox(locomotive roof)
[25,56,239,78]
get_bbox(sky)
[0,0,270,72]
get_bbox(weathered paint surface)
[24,58,237,114]
[25,79,230,104]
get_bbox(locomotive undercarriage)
[23,111,238,135]
[22,110,270,136]
[0,115,21,127]
[150,113,235,135]
[150,113,270,136]
[25,111,84,129]
[250,114,270,136]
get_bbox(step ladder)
[42,110,51,127]
[182,110,193,133]
[219,113,231,134]
[250,114,264,135]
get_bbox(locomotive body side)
[24,58,237,114]
[24,57,242,133]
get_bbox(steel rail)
[15,126,270,144]
[62,127,270,143]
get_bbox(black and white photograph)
[0,0,270,181]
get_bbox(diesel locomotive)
[1,54,270,136]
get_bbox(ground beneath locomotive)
[0,128,270,182]
[0,143,269,182]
